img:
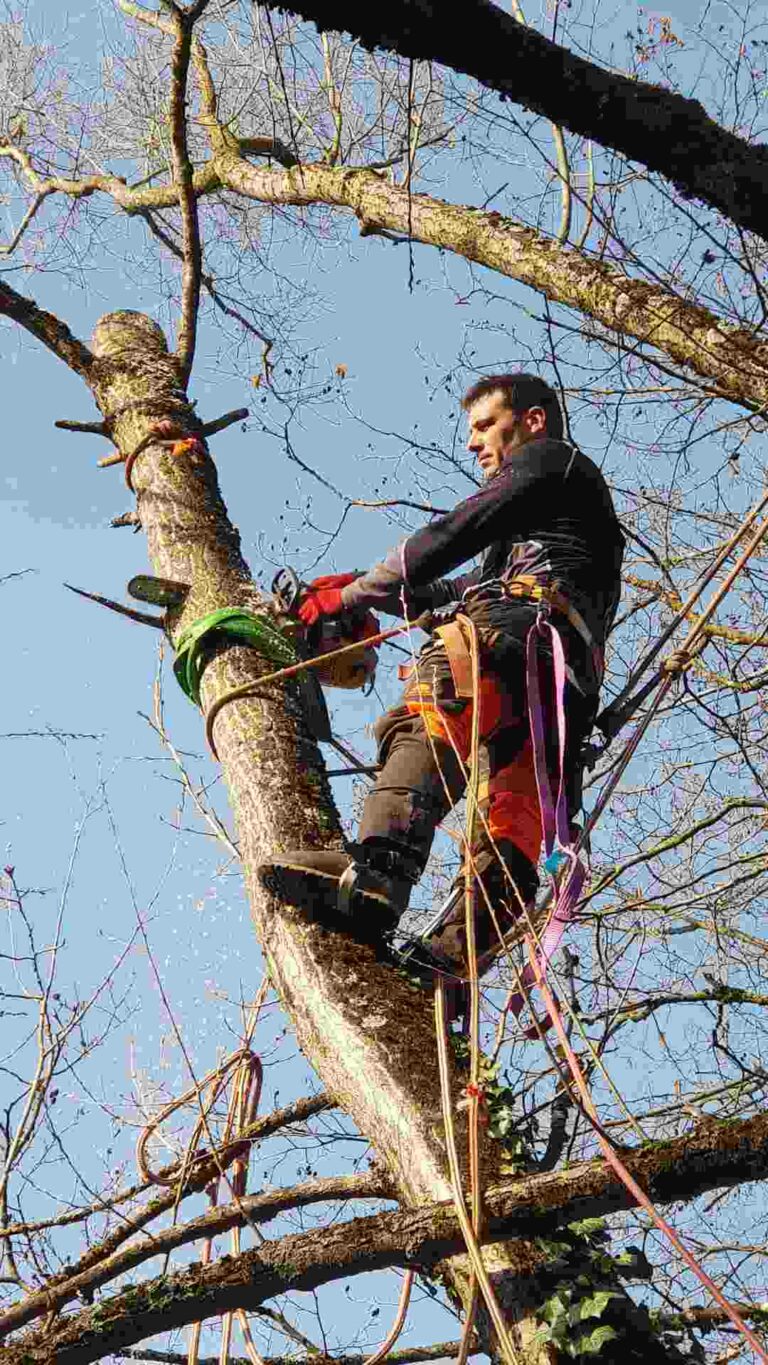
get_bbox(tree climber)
[261,373,624,982]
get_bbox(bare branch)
[0,1092,334,1245]
[6,135,768,410]
[218,161,768,415]
[3,1111,768,1365]
[0,1172,393,1334]
[118,1343,471,1365]
[0,277,92,376]
[54,420,109,436]
[255,0,768,241]
[167,8,204,381]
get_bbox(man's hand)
[298,573,357,626]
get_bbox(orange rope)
[360,1270,415,1365]
[135,985,270,1365]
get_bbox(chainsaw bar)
[128,574,190,608]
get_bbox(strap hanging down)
[507,613,586,1033]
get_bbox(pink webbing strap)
[507,613,585,1033]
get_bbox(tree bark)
[5,1108,766,1339]
[216,158,768,414]
[9,152,768,412]
[258,0,768,242]
[81,309,553,1362]
[5,1103,761,1362]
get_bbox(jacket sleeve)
[401,449,548,583]
[339,444,554,616]
[339,547,481,618]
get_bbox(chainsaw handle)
[271,567,303,616]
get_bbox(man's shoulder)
[494,438,601,483]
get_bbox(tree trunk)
[77,310,693,1364]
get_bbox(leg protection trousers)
[359,637,544,894]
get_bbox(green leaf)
[571,1324,618,1357]
[541,1289,572,1326]
[567,1217,608,1241]
[578,1290,619,1322]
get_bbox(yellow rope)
[434,981,521,1365]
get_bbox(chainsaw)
[270,567,379,692]
[64,569,380,772]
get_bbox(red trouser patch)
[404,677,541,868]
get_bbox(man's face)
[466,389,545,480]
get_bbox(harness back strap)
[501,576,603,683]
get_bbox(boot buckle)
[337,861,387,919]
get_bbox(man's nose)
[467,432,482,453]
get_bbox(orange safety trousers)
[404,676,542,869]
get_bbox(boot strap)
[346,841,423,884]
[337,861,390,919]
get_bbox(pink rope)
[524,941,768,1362]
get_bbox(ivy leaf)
[571,1324,618,1356]
[541,1289,572,1326]
[577,1290,619,1322]
[567,1217,607,1240]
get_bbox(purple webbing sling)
[506,613,586,1034]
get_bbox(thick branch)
[0,1172,392,1335]
[119,1346,465,1365]
[0,277,93,376]
[261,0,768,241]
[217,159,768,413]
[7,141,768,410]
[168,9,205,380]
[4,1111,768,1365]
[117,1312,768,1365]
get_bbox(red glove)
[298,573,358,626]
[299,586,345,626]
[306,573,358,591]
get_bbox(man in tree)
[262,373,623,977]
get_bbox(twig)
[0,1094,334,1244]
[201,408,249,437]
[139,207,274,360]
[1,1172,392,1333]
[55,420,109,436]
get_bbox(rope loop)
[136,1048,260,1187]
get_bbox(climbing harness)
[426,600,768,1363]
[497,573,603,685]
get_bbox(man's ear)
[522,406,547,435]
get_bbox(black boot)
[258,839,423,949]
[424,840,539,973]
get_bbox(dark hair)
[461,372,564,440]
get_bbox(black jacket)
[340,438,624,693]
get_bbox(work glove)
[305,572,358,592]
[298,574,358,626]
